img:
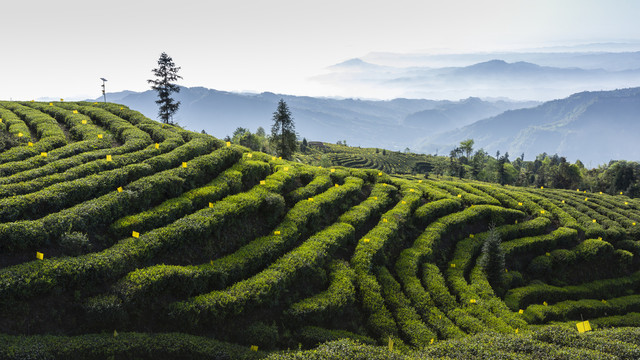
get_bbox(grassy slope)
[0,101,639,359]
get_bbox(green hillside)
[1,101,640,359]
[297,142,434,174]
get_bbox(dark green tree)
[479,224,505,291]
[459,139,474,160]
[300,138,308,153]
[148,52,182,124]
[270,99,297,159]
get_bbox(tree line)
[432,139,640,197]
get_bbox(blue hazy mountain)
[95,86,534,150]
[318,53,640,100]
[419,87,640,165]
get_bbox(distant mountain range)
[94,86,536,151]
[419,87,640,166]
[94,85,640,167]
[318,56,640,100]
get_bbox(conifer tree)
[479,224,505,291]
[148,52,182,124]
[270,99,297,159]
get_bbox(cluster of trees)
[431,139,640,196]
[224,99,299,160]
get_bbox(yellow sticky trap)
[378,172,382,176]
[505,268,508,272]
[308,197,314,202]
[383,218,388,223]
[271,157,276,161]
[592,219,597,223]
[624,202,628,205]
[49,103,53,106]
[210,260,213,265]
[335,184,339,187]
[117,187,123,193]
[540,210,545,214]
[409,189,414,192]
[28,142,33,147]
[388,336,394,351]
[283,167,289,171]
[545,252,550,256]
[41,152,47,157]
[518,202,523,206]
[383,183,387,186]
[106,155,112,161]
[247,153,253,158]
[93,102,97,105]
[599,192,603,195]
[363,238,370,243]
[541,186,544,189]
[576,321,591,333]
[602,299,607,304]
[469,299,476,304]
[0,119,2,123]
[181,162,187,168]
[585,198,588,201]
[372,196,378,200]
[36,252,44,260]
[519,309,524,314]
[597,237,602,240]
[73,110,78,114]
[113,330,118,337]
[17,132,23,137]
[430,338,434,345]
[633,222,637,226]
[515,328,519,334]
[562,200,565,204]
[81,119,87,124]
[226,141,231,147]
[515,220,518,224]
[543,301,548,306]
[209,202,214,208]
[60,98,64,102]
[457,194,462,198]
[584,190,586,193]
[98,134,103,139]
[577,189,580,192]
[278,157,282,160]
[120,107,124,110]
[132,231,140,238]
[154,143,159,149]
[331,168,335,173]
[401,200,406,204]
[450,263,456,268]
[620,192,624,195]
[469,234,474,238]
[251,345,258,352]
[260,180,266,185]
[274,230,280,235]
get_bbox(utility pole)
[100,78,108,103]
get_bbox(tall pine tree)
[148,52,182,124]
[270,99,297,159]
[479,224,506,292]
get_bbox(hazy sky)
[2,0,639,100]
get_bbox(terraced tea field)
[1,101,640,359]
[298,143,433,174]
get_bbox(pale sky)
[1,0,639,100]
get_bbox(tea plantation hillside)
[297,142,433,174]
[1,101,640,359]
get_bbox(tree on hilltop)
[148,52,182,124]
[270,99,297,159]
